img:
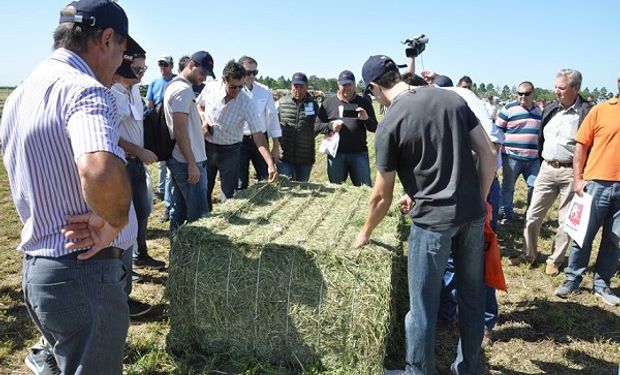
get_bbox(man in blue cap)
[1,1,144,373]
[353,55,497,375]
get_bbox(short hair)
[518,81,535,91]
[53,5,125,52]
[178,55,190,72]
[222,60,246,81]
[457,75,473,86]
[557,69,582,90]
[402,72,428,86]
[238,55,258,66]
[373,59,401,89]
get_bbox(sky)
[1,0,619,94]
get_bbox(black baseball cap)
[115,54,137,79]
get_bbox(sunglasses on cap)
[245,69,259,77]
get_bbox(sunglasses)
[517,91,532,97]
[245,69,259,77]
[132,66,148,75]
[158,62,170,68]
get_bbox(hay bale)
[166,179,403,374]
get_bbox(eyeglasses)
[245,69,259,77]
[132,66,148,75]
[517,91,532,97]
[158,62,170,68]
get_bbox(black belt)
[62,246,124,261]
[545,160,572,168]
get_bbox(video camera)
[402,34,429,58]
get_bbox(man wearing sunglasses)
[495,81,543,224]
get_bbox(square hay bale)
[166,180,404,374]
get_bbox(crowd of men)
[0,1,618,374]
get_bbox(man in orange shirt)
[554,95,620,306]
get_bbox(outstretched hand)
[62,212,122,260]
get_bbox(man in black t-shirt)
[353,55,497,375]
[316,70,378,186]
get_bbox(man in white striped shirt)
[0,1,141,373]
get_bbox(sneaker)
[545,263,560,276]
[25,347,61,375]
[159,210,170,223]
[554,280,579,298]
[129,299,152,318]
[133,255,166,270]
[481,329,493,348]
[593,287,620,306]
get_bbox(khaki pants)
[522,161,574,266]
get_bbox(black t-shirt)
[317,94,378,153]
[375,86,485,230]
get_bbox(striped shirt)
[0,48,137,256]
[198,80,261,145]
[495,101,542,160]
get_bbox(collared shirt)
[496,101,543,160]
[242,82,282,138]
[197,79,261,145]
[111,83,144,148]
[0,48,137,256]
[541,98,581,163]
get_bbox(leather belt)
[63,246,124,261]
[545,160,572,168]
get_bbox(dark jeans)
[278,160,313,182]
[23,254,129,374]
[327,151,371,186]
[206,141,241,212]
[238,134,268,190]
[126,158,151,259]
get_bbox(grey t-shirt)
[375,86,485,230]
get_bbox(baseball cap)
[338,70,355,85]
[361,55,398,89]
[291,72,308,85]
[115,54,137,79]
[190,51,214,78]
[433,75,454,87]
[59,0,144,55]
[158,55,173,65]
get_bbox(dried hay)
[165,179,404,374]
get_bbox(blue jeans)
[206,142,241,212]
[278,160,313,182]
[439,179,500,331]
[167,157,208,232]
[405,218,485,375]
[23,254,129,375]
[563,180,620,291]
[327,151,371,186]
[126,159,151,258]
[500,154,540,218]
[238,134,268,190]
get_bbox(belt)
[545,160,572,168]
[62,246,124,261]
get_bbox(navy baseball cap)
[433,75,454,87]
[191,51,215,78]
[291,72,308,85]
[59,0,144,55]
[361,55,398,90]
[338,70,355,85]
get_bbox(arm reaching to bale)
[353,170,396,248]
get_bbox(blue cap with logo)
[59,0,144,55]
[361,55,398,89]
[338,70,356,85]
[191,51,215,78]
[291,72,308,85]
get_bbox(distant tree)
[478,83,487,97]
[500,85,511,100]
[275,75,290,90]
[580,87,591,99]
[356,79,365,93]
[600,87,608,101]
[592,88,601,101]
[511,85,517,97]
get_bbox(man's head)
[238,56,259,88]
[114,53,146,85]
[55,0,144,86]
[555,69,582,107]
[361,55,401,106]
[457,75,473,90]
[291,72,308,102]
[222,60,246,99]
[157,55,173,77]
[517,81,535,109]
[178,55,190,74]
[337,70,356,102]
[181,50,213,86]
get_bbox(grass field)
[0,95,619,374]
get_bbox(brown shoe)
[545,263,560,276]
[481,329,493,348]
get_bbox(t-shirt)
[147,75,176,106]
[575,98,620,181]
[375,86,485,230]
[164,77,207,163]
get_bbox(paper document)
[563,193,593,248]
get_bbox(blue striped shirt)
[0,48,137,256]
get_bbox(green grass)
[0,97,619,374]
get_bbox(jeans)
[500,154,540,218]
[563,180,620,291]
[123,244,135,296]
[167,157,208,232]
[206,142,241,212]
[439,179,500,331]
[157,161,167,194]
[405,218,485,375]
[238,134,268,190]
[327,151,371,186]
[278,160,313,182]
[126,159,152,259]
[23,254,129,375]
